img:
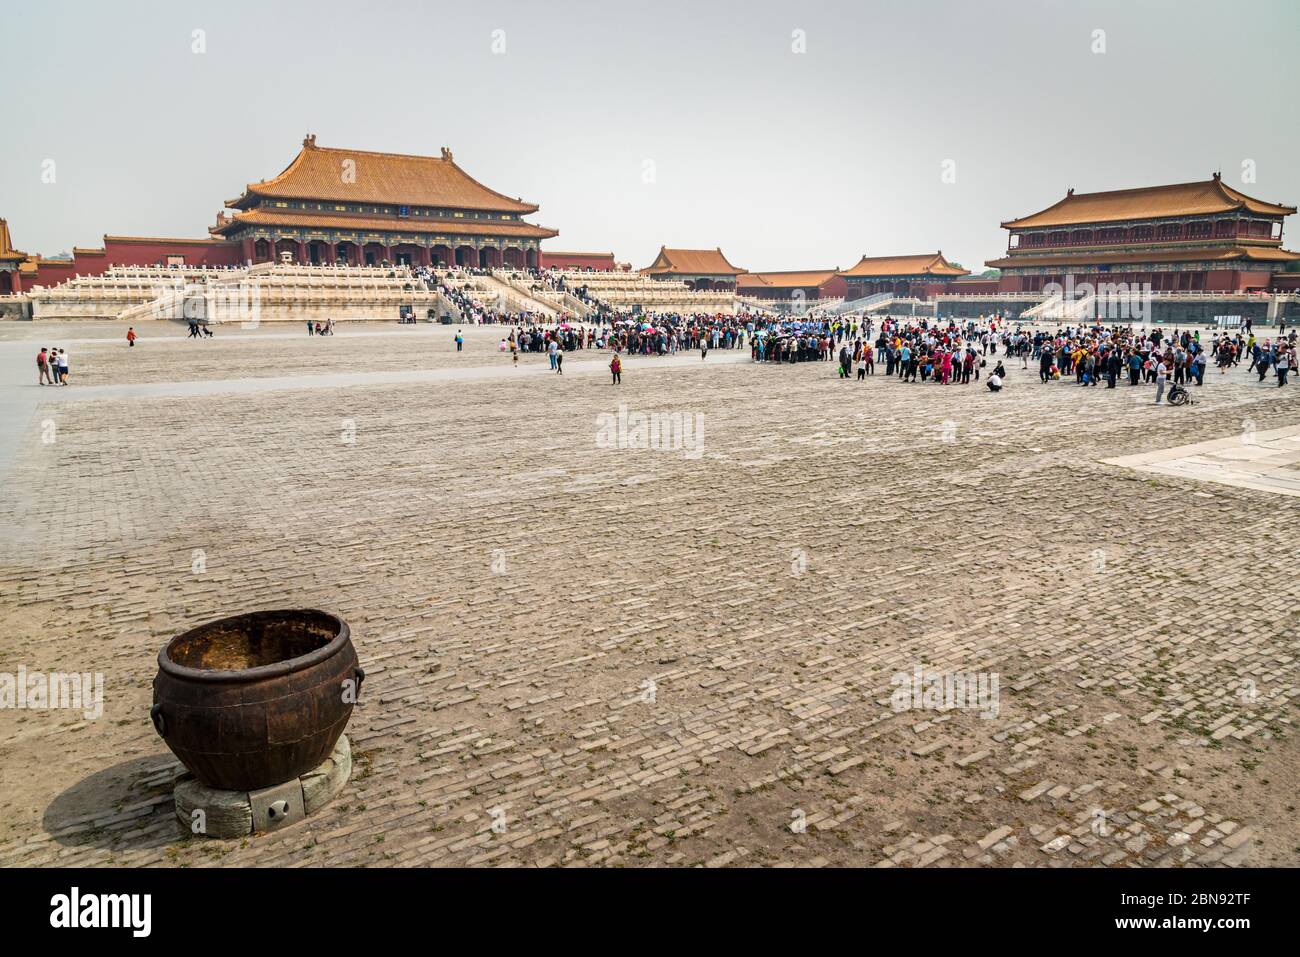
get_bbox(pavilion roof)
[985,246,1300,269]
[211,209,558,240]
[738,269,840,289]
[838,252,969,278]
[643,247,746,276]
[227,137,541,214]
[1002,175,1296,229]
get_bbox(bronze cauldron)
[151,609,362,791]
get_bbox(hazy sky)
[4,0,1298,273]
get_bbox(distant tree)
[979,268,1001,278]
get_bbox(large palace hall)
[987,174,1300,294]
[211,135,558,270]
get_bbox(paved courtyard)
[0,321,1297,868]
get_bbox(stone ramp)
[1104,423,1300,497]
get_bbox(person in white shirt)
[986,372,1002,392]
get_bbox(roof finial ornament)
[1213,170,1221,181]
[303,133,317,148]
[441,147,453,161]
[1067,187,1074,196]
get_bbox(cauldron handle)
[150,704,167,738]
[353,666,365,702]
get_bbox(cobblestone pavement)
[0,324,1297,868]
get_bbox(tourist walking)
[610,352,622,385]
[455,329,464,352]
[126,327,137,348]
[36,347,52,385]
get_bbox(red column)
[240,237,254,264]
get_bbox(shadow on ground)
[43,753,184,851]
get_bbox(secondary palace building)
[212,136,558,268]
[642,247,746,290]
[737,269,847,302]
[837,252,970,301]
[987,174,1300,293]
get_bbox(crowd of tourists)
[478,309,1297,402]
[37,303,1296,402]
[1026,323,1296,397]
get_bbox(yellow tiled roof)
[838,252,969,278]
[230,139,540,213]
[212,208,558,240]
[738,269,839,289]
[643,247,746,275]
[1002,176,1296,229]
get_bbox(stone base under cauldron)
[174,734,351,839]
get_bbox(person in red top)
[37,347,51,385]
[609,352,622,385]
[126,327,137,347]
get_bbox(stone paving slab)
[0,325,1298,868]
[1104,424,1300,497]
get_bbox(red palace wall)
[1230,271,1274,292]
[815,276,848,299]
[29,238,244,288]
[1203,271,1236,292]
[32,261,76,288]
[940,279,999,295]
[995,270,1282,295]
[539,251,616,270]
[102,238,243,268]
[926,279,1000,297]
